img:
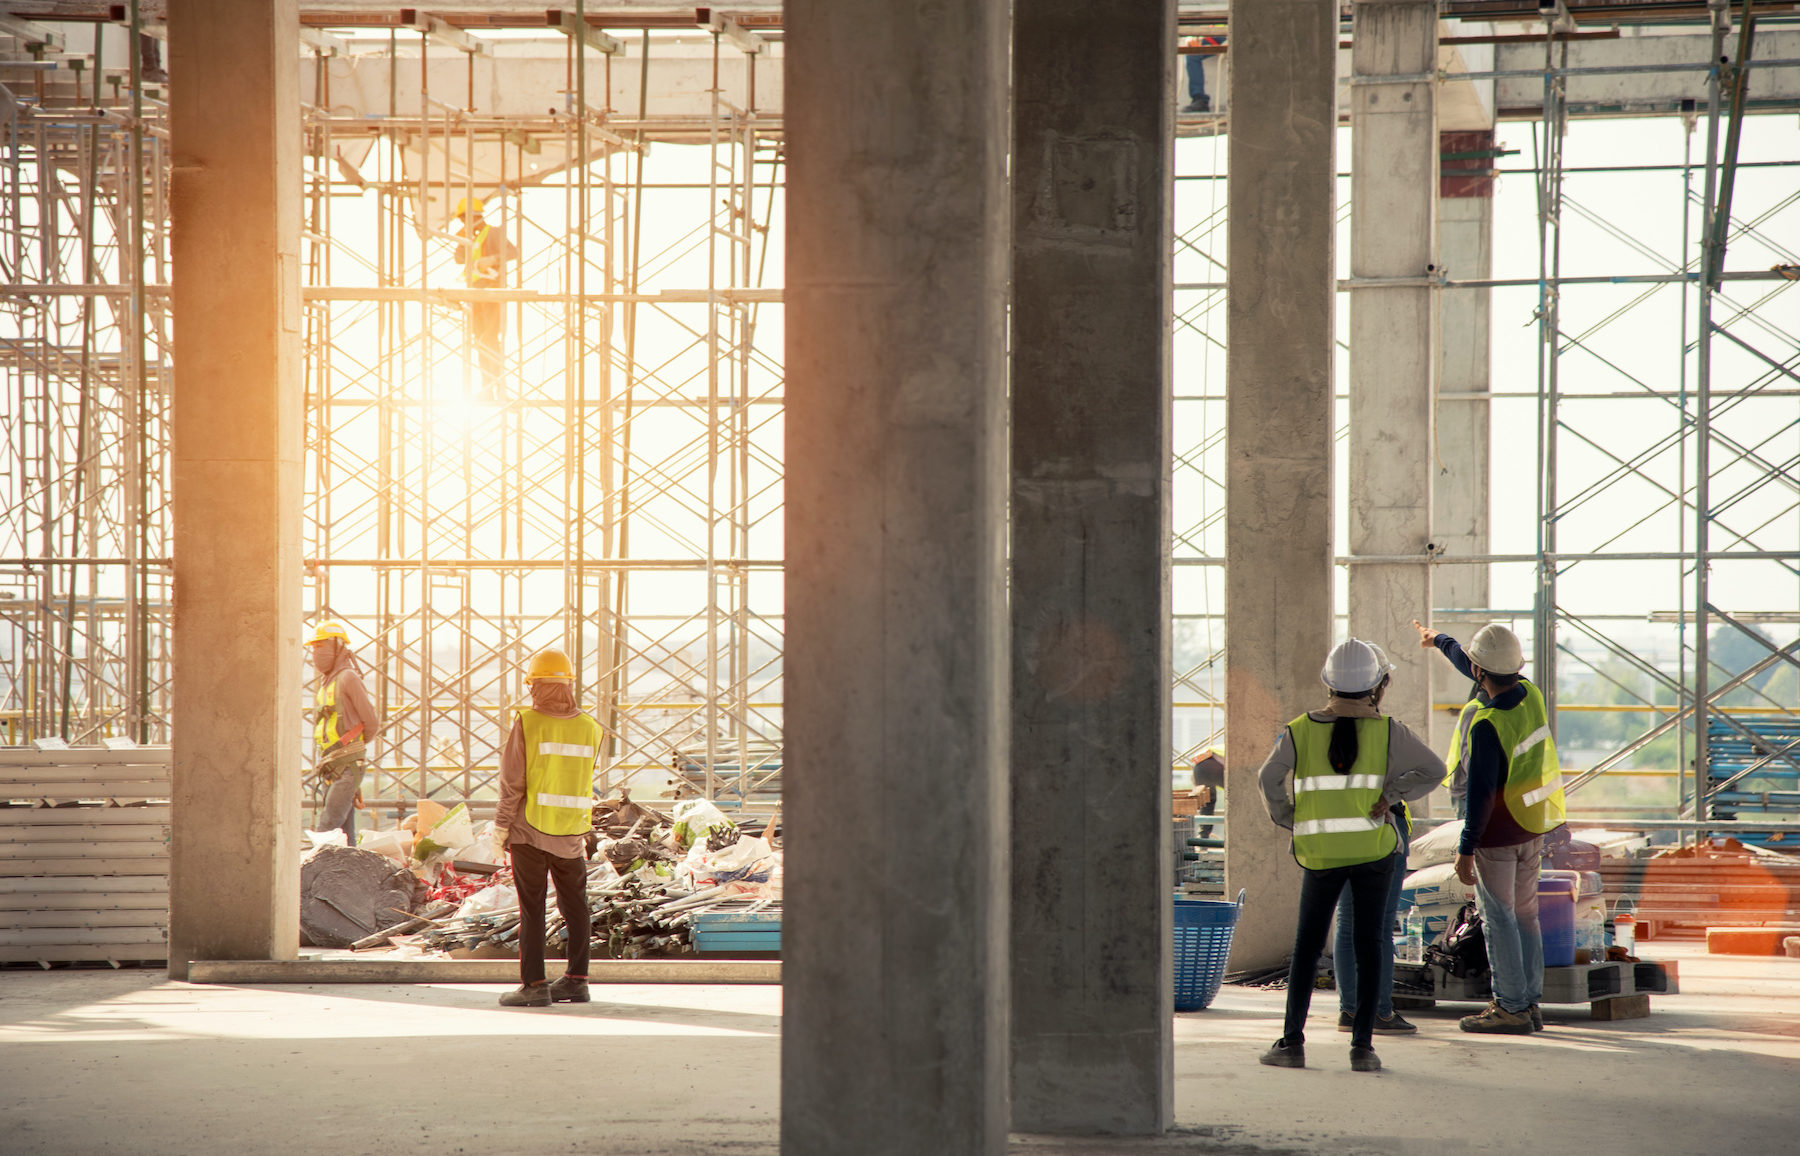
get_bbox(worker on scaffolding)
[308,621,382,846]
[492,646,602,1008]
[449,195,516,400]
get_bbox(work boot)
[1459,1001,1532,1034]
[499,982,552,1008]
[1336,1010,1355,1033]
[1349,1045,1382,1072]
[549,974,591,1003]
[1258,1038,1305,1068]
[1528,1004,1544,1032]
[1374,1012,1417,1034]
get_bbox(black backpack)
[1426,900,1488,979]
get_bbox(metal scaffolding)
[1172,7,1800,833]
[0,18,167,748]
[2,5,1794,840]
[0,13,787,816]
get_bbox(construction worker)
[1331,641,1422,1037]
[307,621,381,845]
[1181,32,1223,114]
[1256,639,1445,1073]
[1415,619,1567,1035]
[492,646,601,1007]
[449,195,516,399]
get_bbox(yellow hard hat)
[453,195,484,218]
[308,621,349,647]
[525,647,574,684]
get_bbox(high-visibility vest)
[463,223,494,287]
[520,709,602,835]
[314,674,365,760]
[1446,698,1480,804]
[1470,680,1566,834]
[1287,715,1398,871]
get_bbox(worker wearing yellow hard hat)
[447,190,516,400]
[493,645,603,1007]
[307,620,382,845]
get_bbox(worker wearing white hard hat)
[1329,637,1418,1038]
[306,620,382,845]
[1256,638,1446,1072]
[1413,618,1567,1035]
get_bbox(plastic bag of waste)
[413,803,473,862]
[457,882,519,918]
[357,827,413,863]
[671,797,736,849]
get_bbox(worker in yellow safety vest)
[1256,638,1445,1073]
[493,646,602,1007]
[1415,618,1566,1036]
[307,620,382,845]
[449,195,517,400]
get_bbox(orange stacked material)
[1598,839,1800,936]
[1705,926,1800,955]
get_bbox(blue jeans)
[1185,54,1208,102]
[1473,837,1545,1014]
[1335,849,1406,1019]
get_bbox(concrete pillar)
[1433,130,1496,753]
[166,0,303,979]
[1348,0,1438,759]
[1224,0,1339,969]
[781,3,1010,1154]
[1010,0,1173,1135]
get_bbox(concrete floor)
[3,941,1797,1155]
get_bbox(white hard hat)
[1366,641,1396,679]
[1466,623,1524,676]
[1321,639,1384,695]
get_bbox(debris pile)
[299,843,427,948]
[343,792,783,959]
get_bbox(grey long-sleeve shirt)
[1257,695,1446,844]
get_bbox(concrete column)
[166,0,303,979]
[1224,0,1339,969]
[781,3,1010,1154]
[1432,130,1496,752]
[1010,0,1173,1135]
[1348,0,1438,755]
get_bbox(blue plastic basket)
[1173,889,1244,1012]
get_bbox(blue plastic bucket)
[1173,889,1244,1012]
[1539,874,1576,967]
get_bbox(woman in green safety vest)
[492,646,603,1008]
[1256,638,1446,1073]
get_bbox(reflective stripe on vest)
[519,709,603,835]
[1287,715,1398,871]
[1472,680,1566,835]
[464,223,498,286]
[315,678,340,751]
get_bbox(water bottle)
[1614,910,1636,955]
[1403,911,1424,963]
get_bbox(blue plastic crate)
[1173,889,1243,1012]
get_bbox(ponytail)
[1327,716,1360,773]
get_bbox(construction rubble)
[299,792,782,959]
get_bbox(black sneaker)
[549,975,591,1003]
[1374,1012,1417,1034]
[499,982,552,1007]
[1528,1004,1544,1031]
[1336,1010,1355,1033]
[1259,1038,1305,1068]
[1349,1045,1381,1072]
